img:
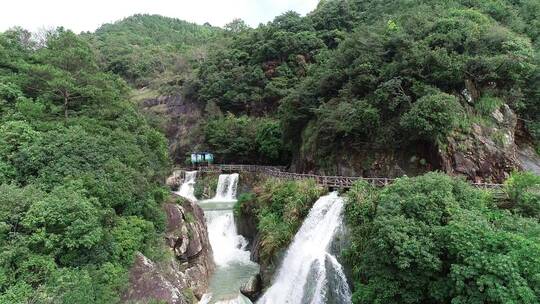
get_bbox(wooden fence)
[175,164,504,191]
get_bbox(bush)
[505,171,540,218]
[344,172,540,304]
[400,92,463,142]
[254,179,324,262]
[475,95,504,116]
[205,114,286,164]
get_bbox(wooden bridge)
[177,164,504,191]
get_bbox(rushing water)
[176,171,198,202]
[199,174,259,304]
[210,173,239,202]
[257,192,352,304]
[176,171,351,303]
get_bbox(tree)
[400,92,462,142]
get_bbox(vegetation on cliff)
[0,28,170,303]
[192,0,540,171]
[89,14,222,92]
[235,179,324,264]
[344,172,540,304]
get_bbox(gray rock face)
[141,95,204,163]
[122,197,214,303]
[517,145,540,175]
[123,253,188,304]
[441,104,521,183]
[166,170,183,190]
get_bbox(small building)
[190,152,214,165]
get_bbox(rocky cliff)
[292,99,539,183]
[141,94,204,163]
[122,196,213,304]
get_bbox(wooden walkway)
[177,164,504,191]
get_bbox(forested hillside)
[0,28,170,303]
[88,14,222,92]
[191,0,540,177]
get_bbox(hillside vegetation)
[345,172,540,303]
[0,28,170,303]
[190,0,540,170]
[89,14,222,92]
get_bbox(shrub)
[255,179,324,262]
[475,95,503,116]
[400,92,463,142]
[344,172,540,304]
[505,171,540,218]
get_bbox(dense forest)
[181,0,539,172]
[1,0,539,303]
[0,28,170,303]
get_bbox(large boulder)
[122,253,188,304]
[240,274,262,301]
[441,104,522,183]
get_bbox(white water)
[257,192,352,304]
[207,173,239,202]
[205,209,251,266]
[199,174,259,304]
[176,171,198,202]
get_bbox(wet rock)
[240,274,262,301]
[166,170,183,190]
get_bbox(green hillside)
[90,14,223,91]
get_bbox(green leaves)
[0,27,170,302]
[204,114,287,164]
[345,172,540,304]
[400,92,463,142]
[22,182,103,255]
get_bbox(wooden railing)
[175,164,504,191]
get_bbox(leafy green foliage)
[193,0,540,167]
[400,92,463,142]
[204,114,288,164]
[90,14,222,90]
[252,179,324,263]
[0,27,170,303]
[505,171,540,218]
[344,172,540,304]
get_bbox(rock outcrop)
[141,95,204,163]
[122,196,214,304]
[441,104,524,183]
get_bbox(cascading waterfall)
[176,171,198,202]
[257,192,352,304]
[209,173,239,202]
[199,174,259,304]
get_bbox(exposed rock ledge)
[122,197,214,304]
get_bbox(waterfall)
[210,174,239,202]
[257,192,352,304]
[199,173,259,304]
[205,209,250,266]
[176,171,197,202]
